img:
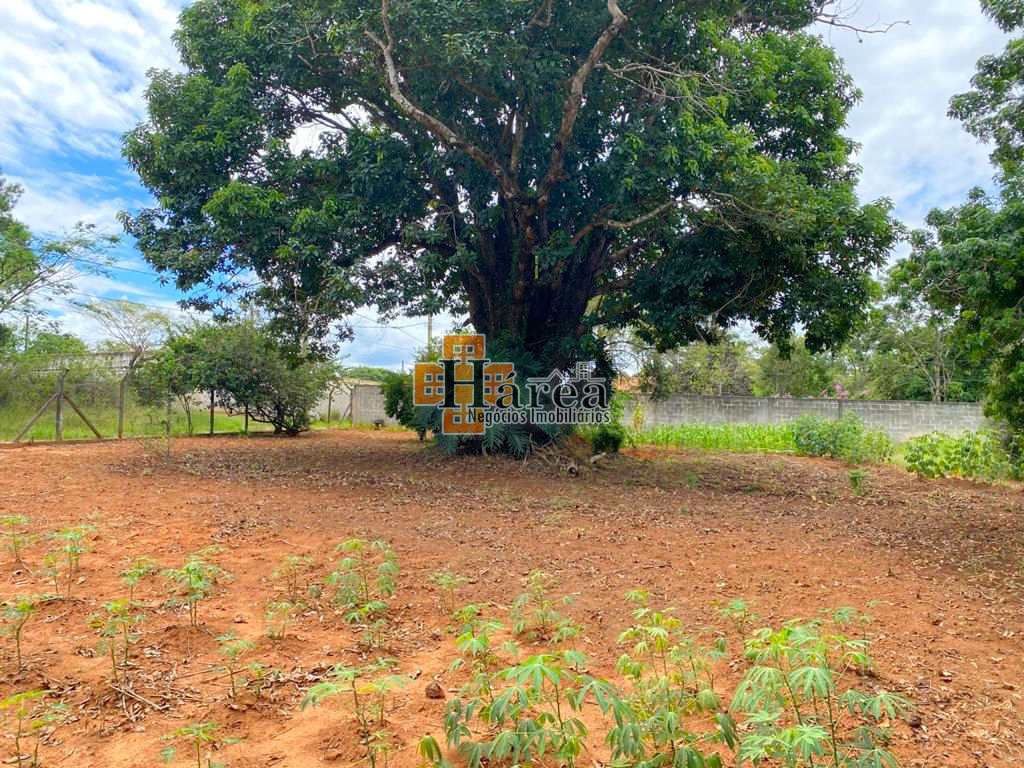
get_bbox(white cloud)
[820,1,1010,228]
[0,0,184,163]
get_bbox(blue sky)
[0,0,1010,367]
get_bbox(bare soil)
[0,430,1022,767]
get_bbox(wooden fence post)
[117,372,128,440]
[55,369,66,442]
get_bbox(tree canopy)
[124,0,896,370]
[901,0,1024,430]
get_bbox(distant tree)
[199,322,332,435]
[22,331,89,358]
[77,300,171,371]
[0,324,13,353]
[639,335,756,398]
[754,337,837,398]
[0,173,114,318]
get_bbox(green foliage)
[2,596,37,672]
[443,650,621,768]
[509,571,580,644]
[45,525,95,599]
[903,431,1020,481]
[264,600,297,641]
[326,539,398,649]
[792,415,893,465]
[0,690,68,768]
[125,0,894,387]
[755,337,840,398]
[640,335,758,399]
[590,423,626,454]
[121,556,158,604]
[1,515,33,568]
[216,633,256,697]
[163,549,230,628]
[162,722,238,768]
[271,554,314,603]
[429,571,468,616]
[848,469,869,497]
[1,172,115,319]
[631,423,797,454]
[301,658,406,733]
[732,614,910,767]
[88,599,145,685]
[381,372,435,440]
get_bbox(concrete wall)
[622,394,987,442]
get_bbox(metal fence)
[0,353,263,443]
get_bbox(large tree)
[124,0,896,371]
[901,0,1024,430]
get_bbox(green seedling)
[121,556,158,604]
[326,539,398,610]
[301,658,406,731]
[417,735,450,768]
[88,599,144,685]
[848,468,869,496]
[216,634,256,698]
[47,525,95,599]
[2,597,37,673]
[367,730,396,768]
[162,722,239,768]
[1,516,34,568]
[271,554,314,602]
[264,600,297,641]
[509,570,580,643]
[0,690,68,768]
[429,571,468,615]
[163,549,230,628]
[718,597,759,637]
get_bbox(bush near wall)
[904,431,1022,481]
[791,414,894,464]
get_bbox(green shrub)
[591,423,625,454]
[792,414,893,464]
[904,430,1018,481]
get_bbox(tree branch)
[365,0,521,200]
[537,0,628,207]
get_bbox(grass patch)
[630,423,796,453]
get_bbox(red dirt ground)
[0,429,1022,767]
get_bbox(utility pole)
[427,314,433,350]
[23,314,29,353]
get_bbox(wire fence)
[0,354,271,443]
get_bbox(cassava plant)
[163,548,230,628]
[162,722,239,768]
[429,571,469,616]
[326,540,398,648]
[216,634,256,699]
[1,516,33,569]
[443,650,625,768]
[121,556,158,604]
[88,599,145,685]
[509,570,580,644]
[731,614,912,767]
[301,658,407,732]
[47,525,95,599]
[271,554,314,603]
[612,590,732,766]
[0,690,68,768]
[264,600,297,641]
[2,597,37,673]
